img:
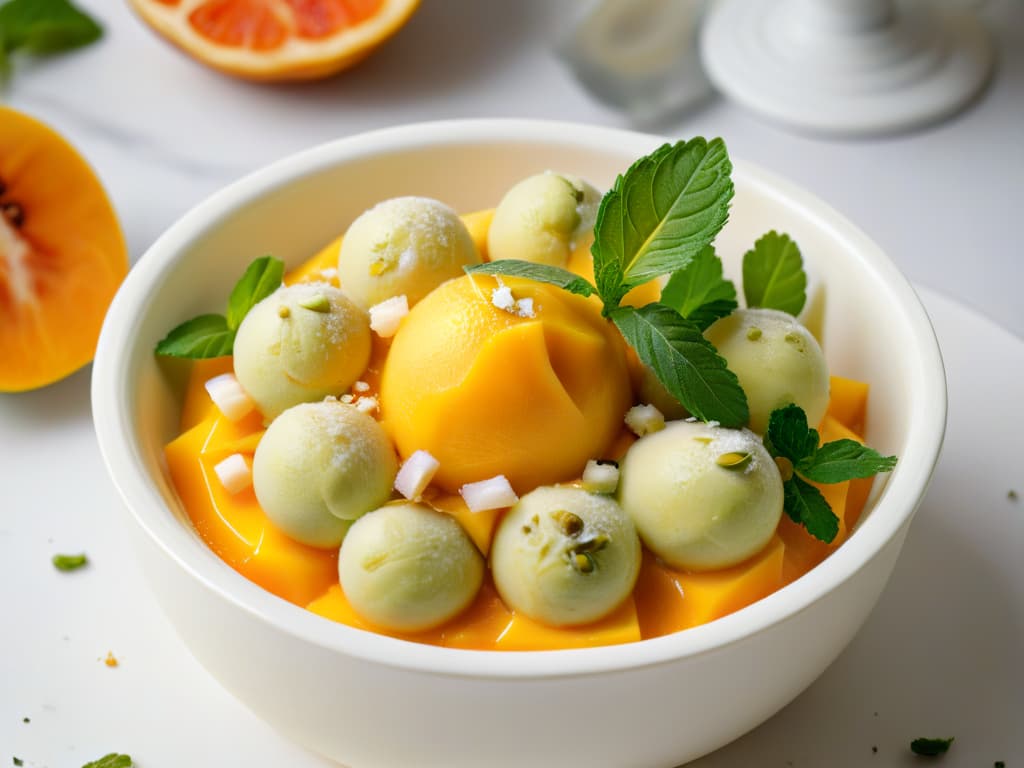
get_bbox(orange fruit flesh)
[164,212,874,650]
[0,107,128,392]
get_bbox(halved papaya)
[0,106,128,392]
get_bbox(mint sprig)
[0,0,102,81]
[659,245,737,331]
[469,138,745,426]
[766,404,897,542]
[155,255,284,359]
[743,230,806,316]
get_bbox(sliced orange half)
[0,106,128,392]
[128,0,421,81]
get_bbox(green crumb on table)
[910,737,954,756]
[994,762,1005,767]
[81,754,132,768]
[13,758,23,766]
[1009,490,1019,501]
[52,553,88,571]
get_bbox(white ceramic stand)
[699,0,995,136]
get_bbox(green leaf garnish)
[82,754,133,768]
[766,404,896,543]
[783,475,839,544]
[155,256,284,359]
[797,439,899,483]
[0,0,102,83]
[227,255,285,330]
[52,553,87,571]
[609,303,748,427]
[591,138,734,308]
[465,260,595,298]
[910,737,954,757]
[742,230,807,316]
[154,314,235,359]
[659,245,737,331]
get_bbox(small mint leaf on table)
[81,754,132,768]
[155,314,234,359]
[591,138,734,311]
[743,230,807,316]
[910,737,954,757]
[464,260,595,298]
[610,303,748,427]
[783,475,839,543]
[797,439,898,483]
[0,0,102,56]
[765,403,819,464]
[659,244,737,331]
[227,255,285,330]
[52,552,88,571]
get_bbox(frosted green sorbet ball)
[252,400,397,548]
[617,419,783,571]
[487,172,601,267]
[338,502,484,632]
[233,283,371,420]
[704,307,829,434]
[337,196,480,310]
[490,485,641,627]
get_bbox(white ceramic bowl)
[92,120,946,767]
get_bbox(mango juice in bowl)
[92,119,945,767]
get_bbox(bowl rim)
[92,118,947,679]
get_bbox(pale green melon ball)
[490,485,640,627]
[705,307,829,434]
[337,196,480,310]
[338,502,484,632]
[233,283,371,421]
[252,401,397,548]
[487,172,601,268]
[617,419,783,571]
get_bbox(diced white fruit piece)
[213,453,252,495]
[369,295,409,338]
[582,459,620,494]
[204,373,256,422]
[460,475,519,513]
[394,450,441,501]
[625,403,665,436]
[354,395,379,414]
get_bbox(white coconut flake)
[460,475,518,513]
[515,296,535,318]
[394,450,441,501]
[353,380,370,393]
[319,267,339,280]
[625,403,665,436]
[369,294,409,338]
[213,453,252,495]
[581,459,620,494]
[340,393,355,404]
[491,282,516,312]
[354,395,379,414]
[204,373,256,422]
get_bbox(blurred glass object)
[558,0,712,124]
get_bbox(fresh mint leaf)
[465,260,595,298]
[155,314,234,359]
[226,255,284,330]
[52,553,87,571]
[743,231,806,316]
[610,303,748,427]
[910,737,954,757]
[82,754,132,768]
[659,245,737,330]
[0,0,102,55]
[591,138,733,310]
[797,439,897,483]
[783,475,839,543]
[765,403,819,464]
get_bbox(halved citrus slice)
[128,0,421,81]
[0,106,128,392]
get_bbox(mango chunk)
[179,357,234,431]
[826,374,869,435]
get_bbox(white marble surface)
[2,0,1023,766]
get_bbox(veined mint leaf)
[659,245,737,330]
[765,403,819,464]
[82,754,132,768]
[742,231,806,316]
[591,138,733,310]
[783,475,839,543]
[155,314,234,359]
[910,738,954,757]
[797,439,897,483]
[610,303,748,427]
[0,0,102,55]
[227,255,284,330]
[52,553,87,571]
[465,260,595,298]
